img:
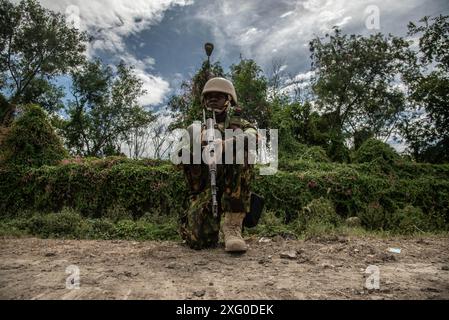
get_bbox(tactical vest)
[216,106,257,136]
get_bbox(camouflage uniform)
[179,106,257,250]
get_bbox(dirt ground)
[0,235,448,300]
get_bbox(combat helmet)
[201,77,238,106]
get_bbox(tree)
[0,0,87,123]
[148,115,176,159]
[62,60,155,157]
[169,58,272,131]
[19,77,65,114]
[269,95,302,158]
[168,61,224,129]
[401,15,449,163]
[267,58,288,101]
[309,27,417,145]
[230,58,271,130]
[408,15,449,72]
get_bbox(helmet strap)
[227,94,236,106]
[202,94,231,114]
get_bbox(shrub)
[353,138,399,164]
[0,209,180,240]
[357,202,387,230]
[389,205,429,234]
[327,138,351,163]
[1,157,448,233]
[0,159,186,218]
[104,204,133,222]
[27,208,85,238]
[246,210,295,238]
[300,146,330,163]
[295,198,341,233]
[84,219,116,239]
[0,105,67,168]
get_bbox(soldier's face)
[205,92,228,113]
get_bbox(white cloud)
[33,0,191,106]
[119,53,155,71]
[279,70,315,97]
[336,16,353,27]
[194,0,425,69]
[238,27,262,47]
[119,110,176,159]
[37,0,193,55]
[280,11,294,18]
[302,0,328,12]
[290,70,315,82]
[388,138,407,153]
[137,73,170,106]
[115,52,169,106]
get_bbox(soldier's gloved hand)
[200,130,231,148]
[202,138,226,149]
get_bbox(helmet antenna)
[204,43,214,81]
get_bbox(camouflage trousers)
[180,162,254,250]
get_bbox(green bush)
[280,145,330,163]
[85,219,116,239]
[27,208,85,238]
[104,204,133,222]
[327,138,351,163]
[0,159,185,218]
[300,146,330,163]
[0,105,67,168]
[389,205,430,234]
[303,197,340,225]
[295,198,341,234]
[279,159,335,172]
[246,210,296,238]
[353,138,399,164]
[357,202,387,230]
[0,209,180,240]
[1,157,448,233]
[254,162,449,227]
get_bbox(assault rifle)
[203,43,218,218]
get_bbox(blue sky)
[34,0,449,112]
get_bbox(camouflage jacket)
[173,106,258,165]
[217,106,257,137]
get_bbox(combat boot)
[222,212,248,252]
